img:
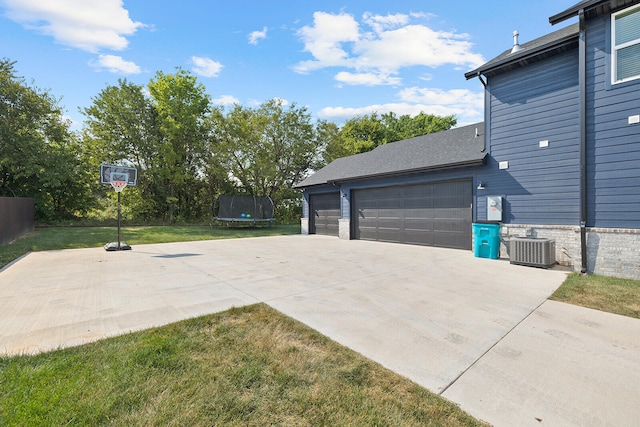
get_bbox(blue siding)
[486,49,581,225]
[302,9,640,232]
[586,15,640,228]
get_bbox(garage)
[295,123,486,247]
[352,180,472,249]
[309,192,340,236]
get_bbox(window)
[612,5,640,83]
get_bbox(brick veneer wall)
[499,224,640,280]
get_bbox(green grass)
[0,304,484,426]
[0,224,299,269]
[551,272,640,319]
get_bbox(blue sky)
[0,1,579,130]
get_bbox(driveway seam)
[438,298,549,396]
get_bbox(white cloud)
[248,26,268,45]
[318,87,484,126]
[272,97,289,106]
[293,12,360,73]
[398,87,483,107]
[213,95,240,106]
[293,11,485,84]
[335,71,401,86]
[362,12,409,34]
[354,25,485,70]
[191,56,223,77]
[2,0,144,52]
[89,54,141,74]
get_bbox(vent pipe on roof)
[511,30,523,54]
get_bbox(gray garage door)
[310,192,340,236]
[352,180,472,249]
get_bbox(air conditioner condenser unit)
[510,237,556,268]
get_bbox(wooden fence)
[0,197,34,245]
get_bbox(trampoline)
[212,195,276,227]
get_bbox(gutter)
[464,28,579,81]
[549,0,601,25]
[296,157,487,189]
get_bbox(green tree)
[0,58,92,219]
[212,99,325,220]
[323,112,457,163]
[317,120,345,166]
[148,69,213,221]
[82,70,219,222]
[81,79,162,218]
[339,113,387,156]
[382,111,456,142]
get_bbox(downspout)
[473,71,489,227]
[476,74,487,88]
[474,72,488,154]
[578,9,588,274]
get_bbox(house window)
[612,5,640,83]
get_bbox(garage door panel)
[310,193,340,236]
[378,209,402,219]
[378,218,401,229]
[358,228,379,240]
[352,180,471,250]
[404,218,433,231]
[404,230,433,246]
[434,208,468,220]
[434,219,468,232]
[378,229,402,242]
[404,185,431,197]
[404,210,431,221]
[378,199,402,209]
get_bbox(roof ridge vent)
[510,30,523,54]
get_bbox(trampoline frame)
[212,194,276,227]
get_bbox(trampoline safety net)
[214,195,275,221]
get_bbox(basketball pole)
[101,164,136,252]
[105,181,131,251]
[117,190,121,250]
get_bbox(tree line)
[0,58,456,223]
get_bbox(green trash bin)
[473,223,501,259]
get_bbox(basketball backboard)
[100,164,138,186]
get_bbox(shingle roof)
[465,23,579,80]
[295,122,487,188]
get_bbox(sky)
[0,0,579,130]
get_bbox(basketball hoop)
[100,164,137,251]
[110,181,128,193]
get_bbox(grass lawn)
[0,304,484,426]
[0,224,299,270]
[550,272,640,319]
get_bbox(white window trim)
[611,4,640,84]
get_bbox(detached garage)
[295,123,486,250]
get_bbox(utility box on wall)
[487,196,503,222]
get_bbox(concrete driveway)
[1,235,638,426]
